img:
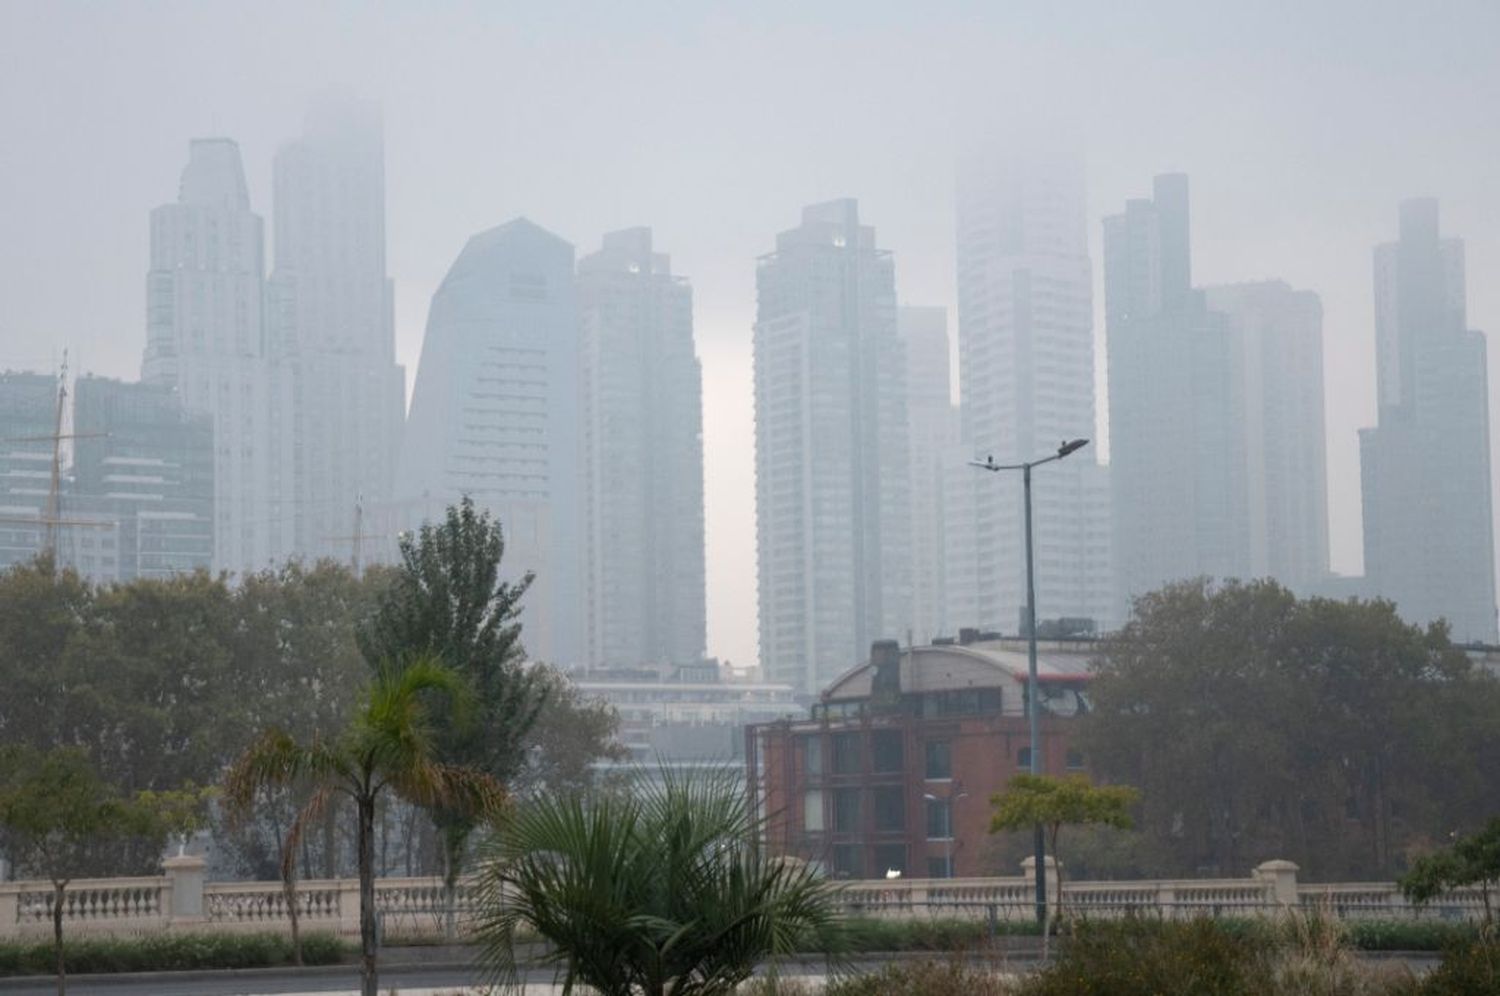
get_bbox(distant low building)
[572,660,799,776]
[746,635,1096,880]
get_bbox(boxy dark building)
[746,633,1095,879]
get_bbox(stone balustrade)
[0,856,1492,941]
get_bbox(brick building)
[746,634,1094,879]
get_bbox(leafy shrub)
[1344,921,1481,952]
[0,932,346,976]
[1018,917,1263,996]
[1411,939,1500,996]
[824,960,1012,996]
[837,917,1018,951]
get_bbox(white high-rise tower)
[143,138,280,573]
[577,228,706,668]
[753,199,912,692]
[399,218,582,665]
[953,148,1112,635]
[269,100,405,562]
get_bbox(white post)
[163,855,207,926]
[0,883,19,939]
[1254,860,1300,907]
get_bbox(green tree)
[510,664,629,800]
[1084,579,1500,879]
[357,497,545,915]
[1401,818,1500,927]
[229,561,391,879]
[0,746,167,996]
[224,656,502,996]
[474,768,845,996]
[989,773,1138,951]
[0,558,93,755]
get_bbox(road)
[0,951,1439,995]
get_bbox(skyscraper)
[898,305,959,643]
[0,372,58,572]
[1203,281,1329,593]
[954,149,1112,634]
[1360,200,1496,642]
[576,228,706,668]
[142,138,273,573]
[399,218,582,664]
[1105,174,1243,612]
[72,376,214,581]
[269,100,405,563]
[753,199,912,692]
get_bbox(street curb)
[0,946,1443,990]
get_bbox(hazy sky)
[3,1,1498,669]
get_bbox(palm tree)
[224,656,501,996]
[474,767,845,996]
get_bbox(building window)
[832,732,862,775]
[833,788,860,833]
[924,740,952,780]
[803,790,825,832]
[1066,749,1085,771]
[1017,746,1033,770]
[832,843,863,879]
[873,786,905,832]
[927,857,951,879]
[803,736,823,776]
[925,799,952,840]
[873,844,907,878]
[872,730,903,772]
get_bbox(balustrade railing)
[0,856,1492,941]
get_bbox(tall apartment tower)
[753,199,912,693]
[1360,200,1497,642]
[141,138,273,573]
[1105,174,1244,613]
[269,101,405,562]
[72,376,214,581]
[576,228,706,668]
[954,150,1113,634]
[1203,281,1329,593]
[399,218,582,664]
[0,372,58,572]
[898,306,960,643]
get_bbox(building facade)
[953,149,1112,635]
[71,376,214,580]
[572,660,797,772]
[898,306,960,644]
[754,199,912,694]
[1104,174,1243,613]
[1203,281,1329,593]
[576,228,706,668]
[0,373,58,572]
[1360,200,1497,642]
[746,636,1092,879]
[141,138,276,574]
[399,218,582,664]
[268,100,405,564]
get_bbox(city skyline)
[4,1,1500,669]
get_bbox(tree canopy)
[1400,818,1500,925]
[1084,579,1500,880]
[358,496,548,897]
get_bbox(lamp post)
[923,790,969,878]
[970,438,1089,923]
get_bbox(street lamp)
[923,790,969,878]
[970,437,1090,923]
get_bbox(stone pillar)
[0,884,19,939]
[1020,855,1062,907]
[1254,859,1300,906]
[337,879,361,938]
[163,855,206,925]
